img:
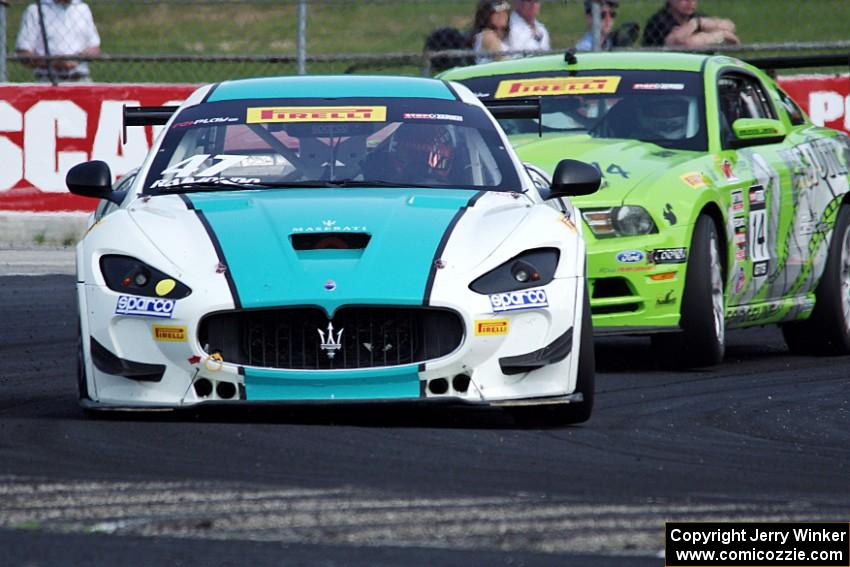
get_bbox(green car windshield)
[142,97,520,194]
[460,70,707,151]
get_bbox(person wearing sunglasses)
[506,0,550,56]
[642,0,738,48]
[472,0,512,64]
[575,0,619,52]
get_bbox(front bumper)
[80,277,585,408]
[586,225,690,333]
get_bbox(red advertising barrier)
[0,84,195,211]
[778,74,850,134]
[0,77,848,212]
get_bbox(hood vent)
[291,232,371,251]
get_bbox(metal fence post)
[296,0,307,75]
[0,1,8,82]
[591,1,601,52]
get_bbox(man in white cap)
[16,0,101,82]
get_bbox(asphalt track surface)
[2,273,849,566]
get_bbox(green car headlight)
[581,206,657,238]
[100,254,192,299]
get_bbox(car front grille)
[199,306,464,370]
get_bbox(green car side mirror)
[729,118,787,148]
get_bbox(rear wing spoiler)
[745,53,850,76]
[122,105,179,143]
[481,98,543,136]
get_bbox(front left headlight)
[469,248,560,294]
[581,206,657,238]
[100,254,192,299]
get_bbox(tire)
[652,215,725,367]
[510,284,594,426]
[782,204,850,355]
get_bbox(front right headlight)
[100,254,192,299]
[581,206,657,238]
[469,248,560,294]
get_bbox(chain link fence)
[4,0,850,84]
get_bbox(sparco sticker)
[115,295,175,318]
[489,289,549,313]
[494,76,621,99]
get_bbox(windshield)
[143,97,521,194]
[460,70,707,151]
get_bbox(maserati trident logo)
[322,219,336,228]
[318,322,344,359]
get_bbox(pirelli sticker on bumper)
[246,106,387,123]
[152,324,187,342]
[680,171,706,188]
[475,319,509,336]
[494,76,621,99]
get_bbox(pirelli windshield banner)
[494,76,621,99]
[665,522,849,567]
[246,105,388,123]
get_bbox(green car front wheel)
[653,215,725,367]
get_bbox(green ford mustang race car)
[441,52,850,366]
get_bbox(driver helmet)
[389,124,455,179]
[637,95,690,140]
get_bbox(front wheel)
[782,204,850,355]
[652,215,725,367]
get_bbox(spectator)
[642,0,738,48]
[506,0,550,56]
[472,0,512,64]
[424,27,474,74]
[15,0,101,83]
[576,0,619,52]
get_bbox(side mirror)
[549,159,601,198]
[67,160,121,203]
[728,118,786,148]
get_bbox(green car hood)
[512,134,697,206]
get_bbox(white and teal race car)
[68,75,600,423]
[442,52,850,367]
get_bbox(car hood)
[512,134,698,206]
[130,187,530,314]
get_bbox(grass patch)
[12,520,43,530]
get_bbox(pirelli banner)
[0,77,848,212]
[779,74,850,133]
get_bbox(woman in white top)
[472,0,511,64]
